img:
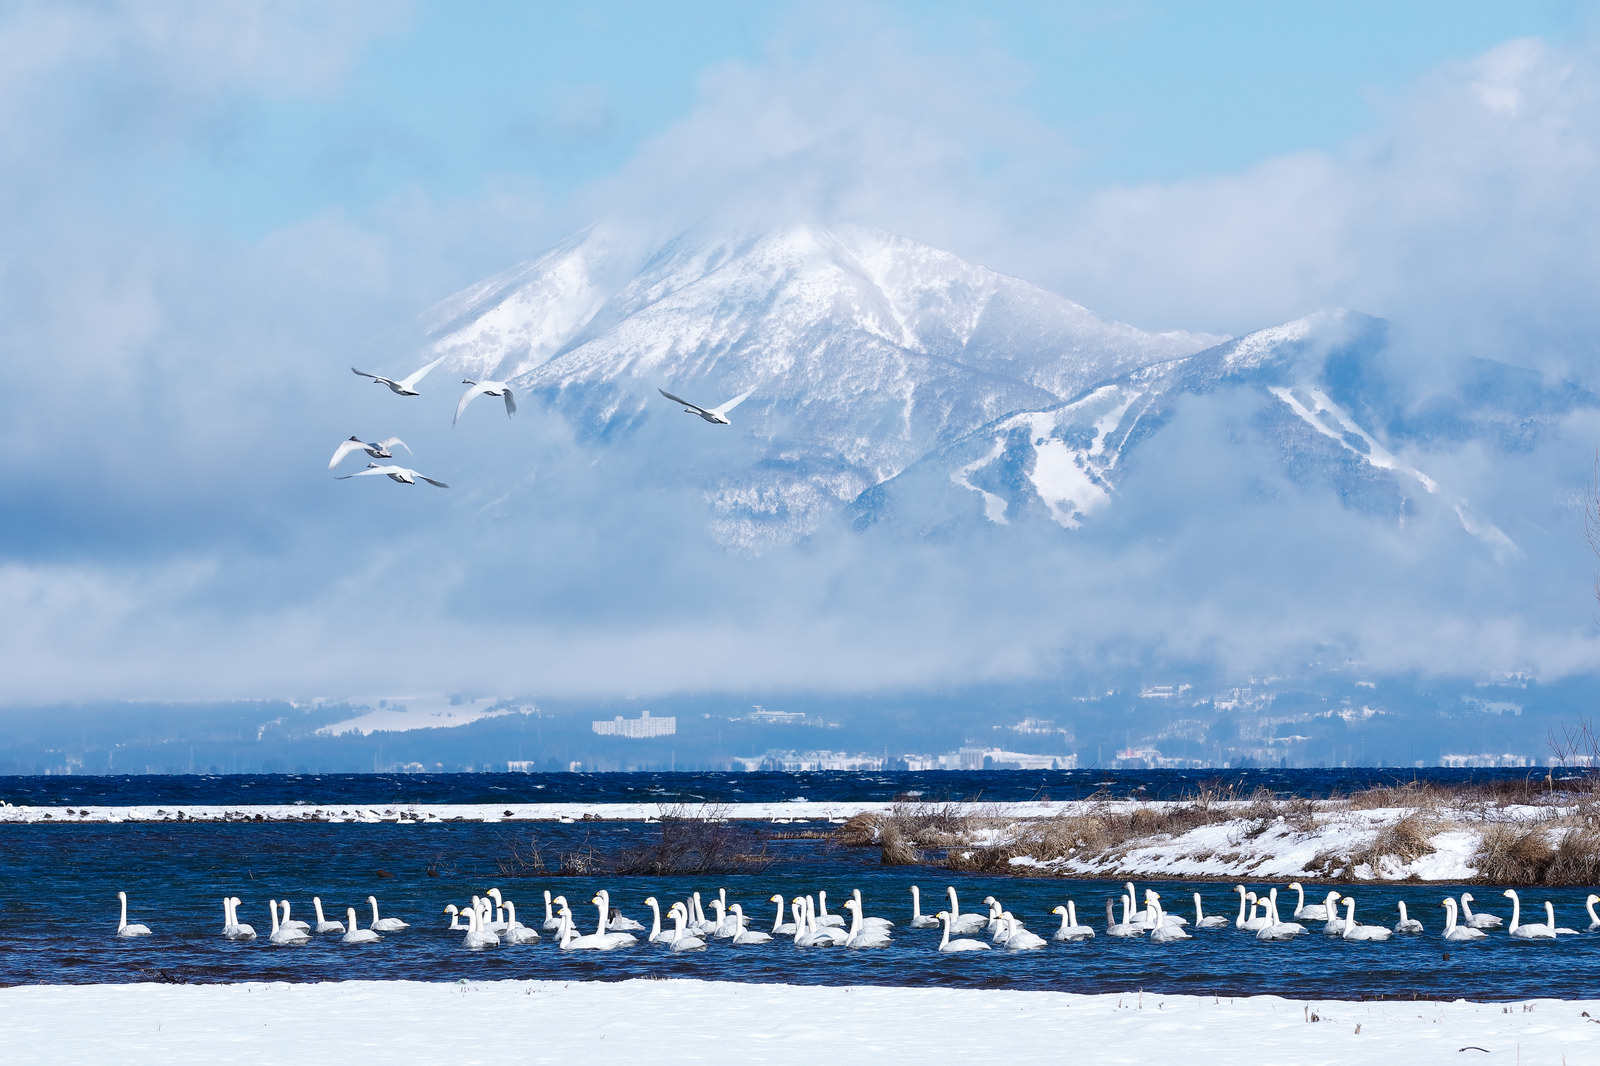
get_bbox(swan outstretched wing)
[335,463,389,480]
[417,473,450,489]
[377,436,412,456]
[454,381,492,425]
[502,388,516,418]
[351,367,391,385]
[711,388,754,417]
[328,437,367,470]
[398,352,448,391]
[658,388,710,416]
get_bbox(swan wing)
[710,388,754,417]
[658,388,710,416]
[417,473,450,489]
[502,388,517,418]
[398,352,449,391]
[377,437,412,456]
[454,382,492,425]
[329,437,367,469]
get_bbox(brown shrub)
[1544,826,1600,885]
[1354,811,1439,872]
[878,823,921,865]
[1347,782,1450,811]
[836,812,881,847]
[1473,824,1557,884]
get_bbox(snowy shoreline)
[3,978,1594,1065]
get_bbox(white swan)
[708,897,738,939]
[1460,892,1504,930]
[342,907,382,945]
[1320,891,1347,935]
[503,901,540,944]
[591,892,639,948]
[351,352,448,397]
[328,436,411,469]
[1234,886,1269,931]
[116,890,152,938]
[1148,897,1192,943]
[1255,889,1306,941]
[794,898,845,947]
[667,903,706,952]
[1503,889,1555,939]
[313,897,345,934]
[645,897,678,943]
[1587,893,1600,932]
[769,893,798,935]
[485,889,509,933]
[944,886,988,936]
[728,904,774,945]
[608,903,645,933]
[1441,898,1485,941]
[454,379,516,425]
[842,899,892,949]
[462,900,499,950]
[221,897,254,940]
[908,886,941,929]
[336,462,448,488]
[999,911,1048,950]
[1547,900,1580,936]
[543,891,563,933]
[1338,897,1392,941]
[815,890,847,929]
[1050,903,1095,940]
[851,889,894,932]
[688,892,717,935]
[1288,882,1329,920]
[368,896,409,932]
[1393,901,1423,934]
[1105,897,1143,937]
[806,897,849,945]
[444,904,468,930]
[657,386,754,425]
[278,900,311,934]
[1192,893,1229,929]
[268,900,310,946]
[936,910,990,953]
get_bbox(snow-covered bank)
[3,978,1593,1065]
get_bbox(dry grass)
[1472,824,1557,884]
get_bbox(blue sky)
[4,1,1600,702]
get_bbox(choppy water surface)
[4,817,1599,999]
[0,766,1561,807]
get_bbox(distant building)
[591,710,676,738]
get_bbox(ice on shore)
[2,978,1593,1065]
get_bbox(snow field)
[2,978,1593,1065]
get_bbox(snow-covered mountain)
[425,224,1591,553]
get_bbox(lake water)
[2,770,1594,998]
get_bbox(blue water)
[2,771,1596,998]
[0,767,1562,806]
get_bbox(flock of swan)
[113,880,1600,953]
[333,350,753,489]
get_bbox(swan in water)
[1105,897,1143,937]
[657,386,754,426]
[278,900,311,934]
[728,904,774,945]
[1288,882,1330,921]
[1587,893,1600,932]
[1338,897,1392,941]
[793,898,844,947]
[688,892,717,935]
[1460,893,1503,930]
[221,897,255,940]
[444,905,469,930]
[351,353,448,397]
[768,894,798,936]
[998,911,1048,950]
[945,887,988,936]
[591,892,639,948]
[708,897,738,939]
[116,891,152,938]
[1440,898,1485,941]
[1319,891,1347,935]
[1191,893,1229,929]
[1547,901,1580,936]
[462,900,499,950]
[1503,889,1555,940]
[841,900,892,949]
[805,897,849,945]
[666,903,706,952]
[485,889,509,933]
[645,897,679,944]
[342,908,382,945]
[368,896,409,932]
[1051,904,1095,941]
[543,891,563,933]
[1147,896,1192,943]
[935,910,990,953]
[1255,889,1306,941]
[328,436,411,470]
[815,891,847,929]
[850,889,894,932]
[336,462,449,489]
[1234,886,1270,931]
[908,886,941,929]
[503,901,540,944]
[1127,882,1186,927]
[313,897,345,934]
[454,379,516,425]
[1393,901,1423,934]
[268,900,310,946]
[608,904,645,933]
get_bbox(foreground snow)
[3,978,1593,1065]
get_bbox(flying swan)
[351,353,448,397]
[454,380,516,425]
[336,462,449,488]
[328,436,411,470]
[657,386,754,425]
